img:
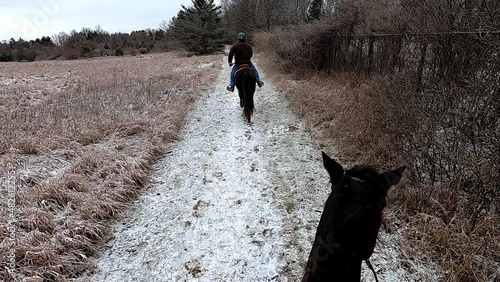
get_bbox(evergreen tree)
[170,0,225,55]
[308,0,323,21]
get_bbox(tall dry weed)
[0,53,221,280]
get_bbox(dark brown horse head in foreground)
[302,152,406,282]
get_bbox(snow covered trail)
[86,56,433,282]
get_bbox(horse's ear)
[380,166,406,190]
[322,151,344,184]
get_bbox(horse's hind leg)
[238,91,244,108]
[245,110,251,123]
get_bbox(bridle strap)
[365,259,379,282]
[349,175,378,282]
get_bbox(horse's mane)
[346,165,378,176]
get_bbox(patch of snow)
[197,63,214,69]
[15,152,70,184]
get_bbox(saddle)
[234,64,254,80]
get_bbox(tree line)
[0,25,172,62]
[0,0,335,61]
[164,0,338,53]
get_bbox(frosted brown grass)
[0,52,221,280]
[256,30,499,281]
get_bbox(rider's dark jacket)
[228,42,253,66]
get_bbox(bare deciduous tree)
[221,0,311,35]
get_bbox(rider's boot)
[227,84,235,92]
[257,81,264,88]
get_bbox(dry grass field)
[0,53,221,281]
[256,51,499,281]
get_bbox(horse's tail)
[241,70,255,122]
[243,87,254,122]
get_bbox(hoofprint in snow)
[84,56,435,282]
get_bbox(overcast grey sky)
[0,0,220,41]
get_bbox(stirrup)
[257,81,264,88]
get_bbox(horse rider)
[226,32,264,92]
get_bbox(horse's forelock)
[345,166,379,178]
[344,167,386,191]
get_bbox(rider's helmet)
[237,32,246,42]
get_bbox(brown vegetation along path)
[0,53,220,281]
[84,56,435,281]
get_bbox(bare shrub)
[115,48,124,56]
[63,47,80,60]
[31,45,63,61]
